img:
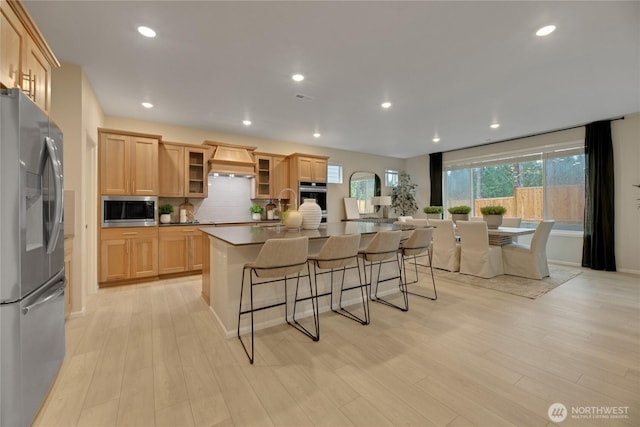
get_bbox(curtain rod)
[444,115,625,154]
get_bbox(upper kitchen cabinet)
[254,153,288,199]
[289,153,329,183]
[99,129,160,196]
[159,142,209,198]
[0,0,59,113]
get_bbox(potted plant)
[249,204,264,221]
[159,204,174,224]
[423,206,443,219]
[391,172,418,217]
[448,205,471,224]
[480,205,507,229]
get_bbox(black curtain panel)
[582,120,616,271]
[429,152,443,206]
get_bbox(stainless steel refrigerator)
[1,88,66,426]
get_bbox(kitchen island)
[200,222,409,336]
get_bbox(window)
[327,164,343,184]
[444,143,584,231]
[385,170,398,187]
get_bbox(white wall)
[51,63,104,314]
[612,113,640,274]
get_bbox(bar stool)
[399,227,437,300]
[237,236,318,364]
[358,230,407,312]
[309,234,369,328]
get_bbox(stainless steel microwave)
[101,195,157,227]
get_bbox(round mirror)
[349,172,381,214]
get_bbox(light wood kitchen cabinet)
[289,153,329,183]
[159,142,208,198]
[254,153,289,199]
[158,226,203,275]
[99,129,160,196]
[0,0,58,113]
[99,227,158,283]
[159,142,184,197]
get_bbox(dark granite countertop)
[159,220,281,227]
[200,222,413,246]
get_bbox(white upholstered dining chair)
[502,220,555,279]
[501,217,522,227]
[429,219,461,272]
[457,220,504,278]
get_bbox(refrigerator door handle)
[22,279,66,315]
[45,136,64,254]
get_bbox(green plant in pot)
[447,205,471,225]
[159,204,174,224]
[423,206,443,219]
[480,205,507,229]
[249,204,264,220]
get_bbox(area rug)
[428,264,582,299]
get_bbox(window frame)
[442,140,584,232]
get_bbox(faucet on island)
[277,188,298,213]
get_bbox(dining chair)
[309,234,369,327]
[502,220,555,279]
[399,227,437,300]
[359,230,407,311]
[501,217,522,227]
[429,219,461,272]
[457,220,504,278]
[237,236,318,364]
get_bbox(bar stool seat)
[237,236,318,364]
[358,230,407,312]
[309,234,368,328]
[399,227,437,300]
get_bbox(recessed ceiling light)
[536,25,556,37]
[381,102,392,109]
[292,74,305,82]
[490,123,500,129]
[137,26,156,38]
[141,102,153,109]
[242,120,252,126]
[432,137,440,143]
[313,132,321,138]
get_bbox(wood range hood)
[202,141,257,177]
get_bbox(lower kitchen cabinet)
[100,227,158,283]
[159,226,203,275]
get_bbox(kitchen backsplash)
[195,175,255,222]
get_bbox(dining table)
[487,226,536,246]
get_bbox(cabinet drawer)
[101,227,158,240]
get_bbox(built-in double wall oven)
[102,195,157,227]
[299,182,327,222]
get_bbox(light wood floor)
[34,266,640,427]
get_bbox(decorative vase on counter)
[283,210,303,230]
[252,213,261,221]
[160,214,171,224]
[299,198,322,230]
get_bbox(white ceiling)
[24,1,640,159]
